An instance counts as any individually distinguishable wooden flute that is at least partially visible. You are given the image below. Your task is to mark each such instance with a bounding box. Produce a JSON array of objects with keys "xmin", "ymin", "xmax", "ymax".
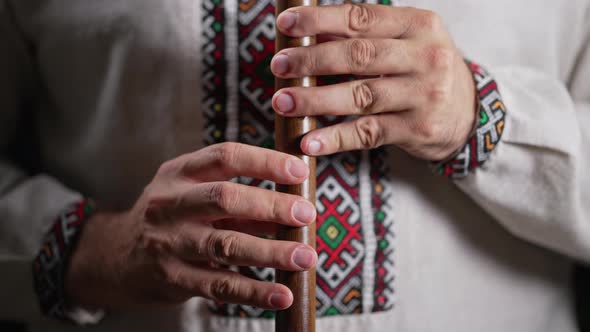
[{"xmin": 274, "ymin": 0, "xmax": 317, "ymax": 331}]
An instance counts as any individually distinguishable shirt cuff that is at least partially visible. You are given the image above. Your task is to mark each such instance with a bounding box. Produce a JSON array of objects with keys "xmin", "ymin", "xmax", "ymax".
[
  {"xmin": 433, "ymin": 60, "xmax": 507, "ymax": 179},
  {"xmin": 32, "ymin": 199, "xmax": 104, "ymax": 325}
]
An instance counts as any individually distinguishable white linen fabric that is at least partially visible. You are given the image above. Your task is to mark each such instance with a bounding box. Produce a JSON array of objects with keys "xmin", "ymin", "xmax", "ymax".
[{"xmin": 0, "ymin": 0, "xmax": 588, "ymax": 331}]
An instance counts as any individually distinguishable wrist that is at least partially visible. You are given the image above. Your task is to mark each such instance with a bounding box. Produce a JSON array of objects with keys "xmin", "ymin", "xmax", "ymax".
[
  {"xmin": 65, "ymin": 211, "xmax": 116, "ymax": 308},
  {"xmin": 64, "ymin": 209, "xmax": 132, "ymax": 310},
  {"xmin": 438, "ymin": 58, "xmax": 479, "ymax": 160},
  {"xmin": 433, "ymin": 60, "xmax": 507, "ymax": 178},
  {"xmin": 458, "ymin": 58, "xmax": 480, "ymax": 145}
]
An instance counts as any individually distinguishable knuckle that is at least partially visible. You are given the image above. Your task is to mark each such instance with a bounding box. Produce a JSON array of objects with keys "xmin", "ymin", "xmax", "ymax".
[
  {"xmin": 270, "ymin": 194, "xmax": 282, "ymax": 221},
  {"xmin": 333, "ymin": 128, "xmax": 346, "ymax": 152},
  {"xmin": 192, "ymin": 230, "xmax": 211, "ymax": 258},
  {"xmin": 354, "ymin": 116, "xmax": 384, "ymax": 149},
  {"xmin": 347, "ymin": 39, "xmax": 376, "ymax": 72},
  {"xmin": 427, "ymin": 84, "xmax": 451, "ymax": 106},
  {"xmin": 209, "ymin": 277, "xmax": 241, "ymax": 301},
  {"xmin": 352, "ymin": 82, "xmax": 375, "ymax": 114},
  {"xmin": 206, "ymin": 231, "xmax": 241, "ymax": 264},
  {"xmin": 168, "ymin": 230, "xmax": 188, "ymax": 254},
  {"xmin": 207, "ymin": 182, "xmax": 238, "ymax": 212},
  {"xmin": 213, "ymin": 143, "xmax": 241, "ymax": 170},
  {"xmin": 414, "ymin": 10, "xmax": 443, "ymax": 32},
  {"xmin": 302, "ymin": 49, "xmax": 318, "ymax": 75},
  {"xmin": 423, "ymin": 45, "xmax": 454, "ymax": 71},
  {"xmin": 206, "ymin": 183, "xmax": 225, "ymax": 205},
  {"xmin": 347, "ymin": 4, "xmax": 376, "ymax": 33},
  {"xmin": 412, "ymin": 119, "xmax": 441, "ymax": 142},
  {"xmin": 156, "ymin": 160, "xmax": 177, "ymax": 177}
]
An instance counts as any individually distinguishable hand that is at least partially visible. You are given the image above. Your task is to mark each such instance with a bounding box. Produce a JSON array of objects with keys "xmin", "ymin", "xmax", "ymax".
[
  {"xmin": 271, "ymin": 4, "xmax": 477, "ymax": 160},
  {"xmin": 65, "ymin": 143, "xmax": 318, "ymax": 310}
]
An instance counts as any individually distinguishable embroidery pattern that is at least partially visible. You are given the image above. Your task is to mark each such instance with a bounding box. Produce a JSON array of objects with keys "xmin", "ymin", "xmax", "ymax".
[
  {"xmin": 437, "ymin": 61, "xmax": 506, "ymax": 178},
  {"xmin": 370, "ymin": 150, "xmax": 395, "ymax": 311},
  {"xmin": 315, "ymin": 151, "xmax": 364, "ymax": 315},
  {"xmin": 202, "ymin": 0, "xmax": 228, "ymax": 144},
  {"xmin": 203, "ymin": 0, "xmax": 395, "ymax": 317},
  {"xmin": 33, "ymin": 200, "xmax": 94, "ymax": 319}
]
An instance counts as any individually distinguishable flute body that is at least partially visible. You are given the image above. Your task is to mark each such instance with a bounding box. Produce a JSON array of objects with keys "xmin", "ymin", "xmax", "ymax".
[{"xmin": 274, "ymin": 0, "xmax": 317, "ymax": 331}]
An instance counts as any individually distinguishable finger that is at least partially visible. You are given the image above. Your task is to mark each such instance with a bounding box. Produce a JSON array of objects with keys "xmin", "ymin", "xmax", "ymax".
[
  {"xmin": 301, "ymin": 113, "xmax": 411, "ymax": 155},
  {"xmin": 271, "ymin": 39, "xmax": 418, "ymax": 78},
  {"xmin": 180, "ymin": 142, "xmax": 309, "ymax": 184},
  {"xmin": 178, "ymin": 229, "xmax": 318, "ymax": 271},
  {"xmin": 272, "ymin": 77, "xmax": 419, "ymax": 117},
  {"xmin": 276, "ymin": 4, "xmax": 436, "ymax": 39},
  {"xmin": 147, "ymin": 182, "xmax": 317, "ymax": 226},
  {"xmin": 199, "ymin": 182, "xmax": 317, "ymax": 225},
  {"xmin": 171, "ymin": 262, "xmax": 294, "ymax": 309}
]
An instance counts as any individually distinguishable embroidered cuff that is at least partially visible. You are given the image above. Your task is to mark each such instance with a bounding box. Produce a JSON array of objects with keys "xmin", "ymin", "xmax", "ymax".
[
  {"xmin": 32, "ymin": 199, "xmax": 104, "ymax": 324},
  {"xmin": 434, "ymin": 60, "xmax": 506, "ymax": 179}
]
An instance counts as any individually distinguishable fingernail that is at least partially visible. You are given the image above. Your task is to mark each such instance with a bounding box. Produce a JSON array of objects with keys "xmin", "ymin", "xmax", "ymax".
[
  {"xmin": 292, "ymin": 200, "xmax": 316, "ymax": 224},
  {"xmin": 287, "ymin": 158, "xmax": 308, "ymax": 178},
  {"xmin": 275, "ymin": 92, "xmax": 295, "ymax": 113},
  {"xmin": 307, "ymin": 139, "xmax": 322, "ymax": 155},
  {"xmin": 277, "ymin": 12, "xmax": 298, "ymax": 30},
  {"xmin": 270, "ymin": 292, "xmax": 291, "ymax": 309},
  {"xmin": 271, "ymin": 54, "xmax": 289, "ymax": 75},
  {"xmin": 292, "ymin": 247, "xmax": 316, "ymax": 269}
]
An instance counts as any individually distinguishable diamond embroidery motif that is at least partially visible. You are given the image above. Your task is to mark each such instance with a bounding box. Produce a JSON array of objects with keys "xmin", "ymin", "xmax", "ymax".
[{"xmin": 319, "ymin": 216, "xmax": 347, "ymax": 250}]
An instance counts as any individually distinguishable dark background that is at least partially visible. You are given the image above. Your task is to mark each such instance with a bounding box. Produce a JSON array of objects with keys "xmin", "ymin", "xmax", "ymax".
[{"xmin": 576, "ymin": 265, "xmax": 590, "ymax": 331}]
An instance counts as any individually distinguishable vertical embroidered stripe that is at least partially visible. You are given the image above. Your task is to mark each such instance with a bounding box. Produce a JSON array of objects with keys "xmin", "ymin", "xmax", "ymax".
[
  {"xmin": 205, "ymin": 0, "xmax": 396, "ymax": 318},
  {"xmin": 202, "ymin": 0, "xmax": 228, "ymax": 144},
  {"xmin": 370, "ymin": 150, "xmax": 395, "ymax": 311}
]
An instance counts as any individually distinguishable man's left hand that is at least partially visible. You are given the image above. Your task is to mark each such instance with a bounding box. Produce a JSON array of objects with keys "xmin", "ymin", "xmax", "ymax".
[{"xmin": 271, "ymin": 4, "xmax": 476, "ymax": 161}]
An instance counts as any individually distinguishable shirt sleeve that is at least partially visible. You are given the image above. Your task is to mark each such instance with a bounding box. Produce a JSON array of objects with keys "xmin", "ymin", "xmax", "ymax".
[
  {"xmin": 0, "ymin": 1, "xmax": 82, "ymax": 320},
  {"xmin": 453, "ymin": 28, "xmax": 590, "ymax": 263}
]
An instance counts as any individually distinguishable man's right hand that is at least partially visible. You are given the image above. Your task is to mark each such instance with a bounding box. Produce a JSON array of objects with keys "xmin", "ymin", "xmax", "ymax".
[{"xmin": 64, "ymin": 143, "xmax": 317, "ymax": 310}]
